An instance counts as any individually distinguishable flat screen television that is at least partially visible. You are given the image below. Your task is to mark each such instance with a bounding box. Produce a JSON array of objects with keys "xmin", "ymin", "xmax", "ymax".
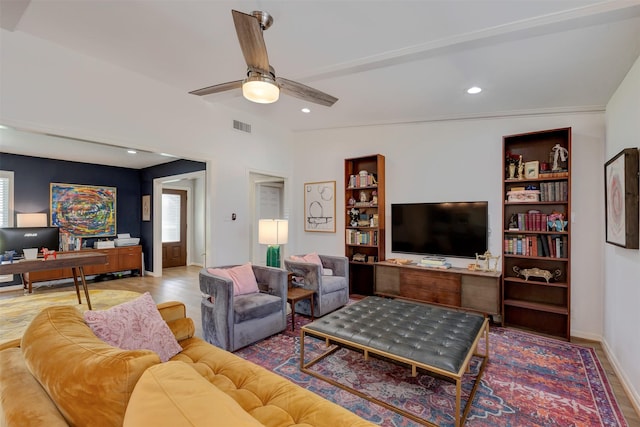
[
  {"xmin": 391, "ymin": 202, "xmax": 488, "ymax": 258},
  {"xmin": 0, "ymin": 227, "xmax": 60, "ymax": 258}
]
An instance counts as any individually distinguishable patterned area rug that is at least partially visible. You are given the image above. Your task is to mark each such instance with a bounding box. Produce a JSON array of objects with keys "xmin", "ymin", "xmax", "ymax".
[
  {"xmin": 0, "ymin": 289, "xmax": 141, "ymax": 345},
  {"xmin": 236, "ymin": 315, "xmax": 629, "ymax": 427}
]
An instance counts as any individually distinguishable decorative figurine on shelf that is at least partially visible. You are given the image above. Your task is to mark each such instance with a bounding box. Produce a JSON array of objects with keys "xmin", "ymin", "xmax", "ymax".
[
  {"xmin": 359, "ymin": 191, "xmax": 368, "ymax": 203},
  {"xmin": 513, "ymin": 266, "xmax": 562, "ymax": 283},
  {"xmin": 551, "ymin": 144, "xmax": 568, "ymax": 171},
  {"xmin": 475, "ymin": 250, "xmax": 500, "ymax": 272},
  {"xmin": 517, "ymin": 155, "xmax": 525, "ymax": 180},
  {"xmin": 547, "ymin": 211, "xmax": 568, "ymax": 232},
  {"xmin": 348, "ymin": 197, "xmax": 356, "ymax": 207},
  {"xmin": 42, "ymin": 248, "xmax": 57, "ymax": 260},
  {"xmin": 349, "ymin": 208, "xmax": 360, "ymax": 227},
  {"xmin": 506, "ymin": 153, "xmax": 519, "ymax": 179},
  {"xmin": 371, "ymin": 190, "xmax": 378, "ymax": 206},
  {"xmin": 508, "ymin": 213, "xmax": 519, "ymax": 230},
  {"xmin": 2, "ymin": 250, "xmax": 16, "ymax": 263}
]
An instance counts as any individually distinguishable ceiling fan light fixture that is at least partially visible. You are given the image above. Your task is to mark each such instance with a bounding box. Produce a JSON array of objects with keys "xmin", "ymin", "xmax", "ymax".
[{"xmin": 242, "ymin": 73, "xmax": 279, "ymax": 104}]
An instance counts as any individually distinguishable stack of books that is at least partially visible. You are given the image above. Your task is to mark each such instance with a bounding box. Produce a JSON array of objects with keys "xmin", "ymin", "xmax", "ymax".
[{"xmin": 418, "ymin": 256, "xmax": 451, "ymax": 269}]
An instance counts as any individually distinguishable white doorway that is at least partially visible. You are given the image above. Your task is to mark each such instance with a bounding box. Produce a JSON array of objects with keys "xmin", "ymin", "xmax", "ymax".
[
  {"xmin": 151, "ymin": 170, "xmax": 206, "ymax": 276},
  {"xmin": 250, "ymin": 173, "xmax": 286, "ymax": 266}
]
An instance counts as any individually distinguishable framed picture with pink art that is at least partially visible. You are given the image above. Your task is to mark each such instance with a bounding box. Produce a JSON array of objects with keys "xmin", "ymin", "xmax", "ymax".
[{"xmin": 604, "ymin": 148, "xmax": 639, "ymax": 249}]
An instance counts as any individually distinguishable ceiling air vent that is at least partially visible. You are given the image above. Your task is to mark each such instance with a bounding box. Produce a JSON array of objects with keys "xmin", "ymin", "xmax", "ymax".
[{"xmin": 233, "ymin": 120, "xmax": 251, "ymax": 133}]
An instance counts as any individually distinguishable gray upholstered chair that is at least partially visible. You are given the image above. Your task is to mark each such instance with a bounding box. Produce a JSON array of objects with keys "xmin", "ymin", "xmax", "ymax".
[
  {"xmin": 199, "ymin": 264, "xmax": 288, "ymax": 352},
  {"xmin": 284, "ymin": 254, "xmax": 349, "ymax": 317}
]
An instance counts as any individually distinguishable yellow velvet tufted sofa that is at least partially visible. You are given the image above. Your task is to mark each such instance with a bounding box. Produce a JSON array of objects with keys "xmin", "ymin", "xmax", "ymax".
[{"xmin": 0, "ymin": 301, "xmax": 376, "ymax": 427}]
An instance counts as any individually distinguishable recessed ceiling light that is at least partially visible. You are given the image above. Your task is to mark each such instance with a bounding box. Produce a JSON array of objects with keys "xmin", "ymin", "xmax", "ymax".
[
  {"xmin": 127, "ymin": 149, "xmax": 137, "ymax": 154},
  {"xmin": 301, "ymin": 108, "xmax": 311, "ymax": 113},
  {"xmin": 467, "ymin": 86, "xmax": 482, "ymax": 94}
]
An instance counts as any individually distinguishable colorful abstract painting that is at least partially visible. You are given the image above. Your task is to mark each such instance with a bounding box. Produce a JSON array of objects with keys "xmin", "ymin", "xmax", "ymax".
[{"xmin": 50, "ymin": 183, "xmax": 116, "ymax": 237}]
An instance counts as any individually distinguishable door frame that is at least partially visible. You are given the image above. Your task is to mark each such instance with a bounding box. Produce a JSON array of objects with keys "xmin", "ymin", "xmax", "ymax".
[
  {"xmin": 152, "ymin": 170, "xmax": 205, "ymax": 276},
  {"xmin": 249, "ymin": 172, "xmax": 288, "ymax": 266}
]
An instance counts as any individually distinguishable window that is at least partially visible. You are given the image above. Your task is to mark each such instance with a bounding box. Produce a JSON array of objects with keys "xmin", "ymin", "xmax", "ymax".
[
  {"xmin": 0, "ymin": 171, "xmax": 14, "ymax": 227},
  {"xmin": 162, "ymin": 193, "xmax": 181, "ymax": 243}
]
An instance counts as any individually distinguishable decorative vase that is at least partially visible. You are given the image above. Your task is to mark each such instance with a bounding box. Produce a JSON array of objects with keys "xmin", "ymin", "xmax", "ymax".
[{"xmin": 508, "ymin": 164, "xmax": 516, "ymax": 179}]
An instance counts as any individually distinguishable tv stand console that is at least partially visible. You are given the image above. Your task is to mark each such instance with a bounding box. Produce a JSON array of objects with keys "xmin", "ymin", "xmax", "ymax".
[{"xmin": 374, "ymin": 261, "xmax": 502, "ymax": 322}]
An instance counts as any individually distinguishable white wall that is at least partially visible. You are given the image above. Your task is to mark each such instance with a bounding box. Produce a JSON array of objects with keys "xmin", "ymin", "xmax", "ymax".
[
  {"xmin": 292, "ymin": 113, "xmax": 606, "ymax": 340},
  {"xmin": 604, "ymin": 55, "xmax": 640, "ymax": 410},
  {"xmin": 0, "ymin": 29, "xmax": 295, "ymax": 268}
]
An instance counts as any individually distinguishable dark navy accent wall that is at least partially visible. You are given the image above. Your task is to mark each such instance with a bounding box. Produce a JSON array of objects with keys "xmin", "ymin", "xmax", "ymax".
[
  {"xmin": 1, "ymin": 153, "xmax": 206, "ymax": 273},
  {"xmin": 139, "ymin": 159, "xmax": 206, "ymax": 271},
  {"xmin": 0, "ymin": 153, "xmax": 141, "ymax": 248}
]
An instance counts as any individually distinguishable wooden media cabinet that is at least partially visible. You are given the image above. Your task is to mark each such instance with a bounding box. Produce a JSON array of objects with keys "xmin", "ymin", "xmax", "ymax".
[
  {"xmin": 23, "ymin": 245, "xmax": 142, "ymax": 292},
  {"xmin": 374, "ymin": 261, "xmax": 502, "ymax": 322}
]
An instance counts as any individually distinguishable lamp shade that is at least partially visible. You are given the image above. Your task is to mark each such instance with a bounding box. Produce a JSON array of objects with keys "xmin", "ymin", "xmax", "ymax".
[
  {"xmin": 242, "ymin": 75, "xmax": 280, "ymax": 104},
  {"xmin": 258, "ymin": 219, "xmax": 288, "ymax": 245},
  {"xmin": 16, "ymin": 213, "xmax": 48, "ymax": 227}
]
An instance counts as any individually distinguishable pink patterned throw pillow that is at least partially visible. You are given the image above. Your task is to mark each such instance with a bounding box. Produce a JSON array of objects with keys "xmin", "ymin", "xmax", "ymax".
[
  {"xmin": 84, "ymin": 292, "xmax": 182, "ymax": 362},
  {"xmin": 207, "ymin": 263, "xmax": 259, "ymax": 296},
  {"xmin": 291, "ymin": 252, "xmax": 324, "ymax": 275}
]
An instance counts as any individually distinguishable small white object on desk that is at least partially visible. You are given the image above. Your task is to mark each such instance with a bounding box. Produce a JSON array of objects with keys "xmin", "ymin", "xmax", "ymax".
[
  {"xmin": 23, "ymin": 248, "xmax": 39, "ymax": 260},
  {"xmin": 114, "ymin": 233, "xmax": 140, "ymax": 247},
  {"xmin": 94, "ymin": 241, "xmax": 115, "ymax": 249}
]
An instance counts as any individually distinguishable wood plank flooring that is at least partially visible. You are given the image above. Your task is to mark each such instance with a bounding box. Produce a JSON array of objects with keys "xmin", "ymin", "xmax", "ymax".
[{"xmin": 1, "ymin": 265, "xmax": 638, "ymax": 425}]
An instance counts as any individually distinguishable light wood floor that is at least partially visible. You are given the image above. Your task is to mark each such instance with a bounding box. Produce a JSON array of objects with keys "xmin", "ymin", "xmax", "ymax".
[{"xmin": 1, "ymin": 265, "xmax": 638, "ymax": 425}]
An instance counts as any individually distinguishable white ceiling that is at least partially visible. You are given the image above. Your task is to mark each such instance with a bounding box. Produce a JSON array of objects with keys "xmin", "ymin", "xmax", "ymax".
[{"xmin": 1, "ymin": 0, "xmax": 640, "ymax": 167}]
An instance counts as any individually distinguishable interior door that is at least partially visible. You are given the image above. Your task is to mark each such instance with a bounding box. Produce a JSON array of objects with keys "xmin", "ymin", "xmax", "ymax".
[
  {"xmin": 253, "ymin": 181, "xmax": 284, "ymax": 265},
  {"xmin": 162, "ymin": 189, "xmax": 187, "ymax": 268}
]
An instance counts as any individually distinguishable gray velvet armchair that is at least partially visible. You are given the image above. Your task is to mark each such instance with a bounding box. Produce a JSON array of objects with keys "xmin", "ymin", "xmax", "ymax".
[
  {"xmin": 284, "ymin": 254, "xmax": 349, "ymax": 317},
  {"xmin": 199, "ymin": 265, "xmax": 288, "ymax": 352}
]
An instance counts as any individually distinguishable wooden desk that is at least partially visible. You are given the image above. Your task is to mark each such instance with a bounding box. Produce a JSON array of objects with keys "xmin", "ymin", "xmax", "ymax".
[
  {"xmin": 287, "ymin": 287, "xmax": 315, "ymax": 331},
  {"xmin": 0, "ymin": 253, "xmax": 108, "ymax": 310}
]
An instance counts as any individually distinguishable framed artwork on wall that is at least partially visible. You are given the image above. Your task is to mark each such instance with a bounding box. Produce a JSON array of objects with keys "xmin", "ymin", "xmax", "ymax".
[
  {"xmin": 142, "ymin": 195, "xmax": 151, "ymax": 221},
  {"xmin": 304, "ymin": 181, "xmax": 336, "ymax": 232},
  {"xmin": 604, "ymin": 148, "xmax": 639, "ymax": 249},
  {"xmin": 50, "ymin": 183, "xmax": 117, "ymax": 237}
]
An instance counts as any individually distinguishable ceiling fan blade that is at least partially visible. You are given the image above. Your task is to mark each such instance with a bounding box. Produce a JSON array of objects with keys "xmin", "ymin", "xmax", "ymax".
[
  {"xmin": 277, "ymin": 77, "xmax": 338, "ymax": 107},
  {"xmin": 189, "ymin": 80, "xmax": 242, "ymax": 96},
  {"xmin": 232, "ymin": 10, "xmax": 270, "ymax": 73}
]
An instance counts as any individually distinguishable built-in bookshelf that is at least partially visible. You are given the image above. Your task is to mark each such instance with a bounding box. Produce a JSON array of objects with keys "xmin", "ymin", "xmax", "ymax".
[
  {"xmin": 502, "ymin": 128, "xmax": 572, "ymax": 340},
  {"xmin": 344, "ymin": 154, "xmax": 385, "ymax": 295}
]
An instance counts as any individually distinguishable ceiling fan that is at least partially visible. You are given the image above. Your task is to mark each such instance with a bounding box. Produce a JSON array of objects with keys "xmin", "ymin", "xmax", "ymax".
[{"xmin": 189, "ymin": 10, "xmax": 338, "ymax": 107}]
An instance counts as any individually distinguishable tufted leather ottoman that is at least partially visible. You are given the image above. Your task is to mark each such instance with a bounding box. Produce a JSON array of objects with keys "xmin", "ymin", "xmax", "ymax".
[{"xmin": 300, "ymin": 296, "xmax": 489, "ymax": 427}]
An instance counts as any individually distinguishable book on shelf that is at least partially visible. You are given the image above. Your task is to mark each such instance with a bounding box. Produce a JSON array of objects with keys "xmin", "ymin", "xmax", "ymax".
[
  {"xmin": 348, "ymin": 173, "xmax": 376, "ymax": 188},
  {"xmin": 546, "ymin": 235, "xmax": 555, "ymax": 257},
  {"xmin": 345, "ymin": 229, "xmax": 378, "ymax": 246},
  {"xmin": 540, "ymin": 181, "xmax": 568, "ymax": 202},
  {"xmin": 539, "ymin": 235, "xmax": 550, "ymax": 257},
  {"xmin": 508, "ymin": 211, "xmax": 555, "ymax": 232},
  {"xmin": 504, "ymin": 234, "xmax": 546, "ymax": 256},
  {"xmin": 417, "ymin": 262, "xmax": 452, "ymax": 269}
]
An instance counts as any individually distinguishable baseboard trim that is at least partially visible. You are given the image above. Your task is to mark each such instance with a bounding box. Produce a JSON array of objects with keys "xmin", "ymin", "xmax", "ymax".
[{"xmin": 601, "ymin": 338, "xmax": 640, "ymax": 418}]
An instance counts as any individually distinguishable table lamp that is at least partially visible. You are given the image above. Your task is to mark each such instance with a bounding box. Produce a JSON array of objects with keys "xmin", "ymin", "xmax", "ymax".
[{"xmin": 258, "ymin": 219, "xmax": 288, "ymax": 268}]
